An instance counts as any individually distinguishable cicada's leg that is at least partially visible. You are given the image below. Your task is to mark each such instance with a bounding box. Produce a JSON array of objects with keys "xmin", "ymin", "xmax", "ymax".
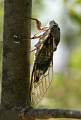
[
  {"xmin": 30, "ymin": 29, "xmax": 49, "ymax": 54},
  {"xmin": 30, "ymin": 18, "xmax": 49, "ymax": 58},
  {"xmin": 30, "ymin": 34, "xmax": 43, "ymax": 39},
  {"xmin": 30, "ymin": 18, "xmax": 49, "ymax": 31},
  {"xmin": 30, "ymin": 48, "xmax": 37, "ymax": 52},
  {"xmin": 29, "ymin": 17, "xmax": 49, "ymax": 41},
  {"xmin": 30, "ymin": 18, "xmax": 42, "ymax": 30},
  {"xmin": 31, "ymin": 28, "xmax": 49, "ymax": 40},
  {"xmin": 32, "ymin": 18, "xmax": 49, "ymax": 31}
]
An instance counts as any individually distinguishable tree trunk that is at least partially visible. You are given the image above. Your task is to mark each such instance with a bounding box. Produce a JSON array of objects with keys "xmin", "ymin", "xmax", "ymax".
[{"xmin": 0, "ymin": 0, "xmax": 32, "ymax": 119}]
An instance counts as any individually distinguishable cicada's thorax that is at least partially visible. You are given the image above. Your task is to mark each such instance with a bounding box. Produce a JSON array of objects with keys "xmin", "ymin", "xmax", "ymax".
[{"xmin": 49, "ymin": 21, "xmax": 60, "ymax": 52}]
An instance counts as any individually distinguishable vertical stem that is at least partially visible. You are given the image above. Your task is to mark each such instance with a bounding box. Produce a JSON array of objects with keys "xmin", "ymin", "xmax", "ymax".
[{"xmin": 1, "ymin": 0, "xmax": 32, "ymax": 110}]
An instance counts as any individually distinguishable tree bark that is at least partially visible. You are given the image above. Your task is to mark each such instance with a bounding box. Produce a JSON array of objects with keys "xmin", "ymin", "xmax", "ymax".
[
  {"xmin": 19, "ymin": 108, "xmax": 81, "ymax": 120},
  {"xmin": 0, "ymin": 0, "xmax": 32, "ymax": 119}
]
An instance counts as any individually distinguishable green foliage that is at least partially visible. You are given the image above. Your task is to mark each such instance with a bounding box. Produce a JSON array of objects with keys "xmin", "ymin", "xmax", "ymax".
[
  {"xmin": 38, "ymin": 73, "xmax": 81, "ymax": 109},
  {"xmin": 0, "ymin": 6, "xmax": 3, "ymax": 41},
  {"xmin": 69, "ymin": 45, "xmax": 81, "ymax": 70},
  {"xmin": 69, "ymin": 8, "xmax": 81, "ymax": 25},
  {"xmin": 32, "ymin": 0, "xmax": 44, "ymax": 17},
  {"xmin": 75, "ymin": 0, "xmax": 81, "ymax": 4},
  {"xmin": 64, "ymin": 0, "xmax": 81, "ymax": 25}
]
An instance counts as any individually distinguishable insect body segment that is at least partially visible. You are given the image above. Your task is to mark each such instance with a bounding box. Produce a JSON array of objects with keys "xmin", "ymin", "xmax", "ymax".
[{"xmin": 30, "ymin": 18, "xmax": 60, "ymax": 105}]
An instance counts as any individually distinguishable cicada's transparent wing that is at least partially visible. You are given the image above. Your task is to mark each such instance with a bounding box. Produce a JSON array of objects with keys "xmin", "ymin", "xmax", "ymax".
[
  {"xmin": 30, "ymin": 18, "xmax": 60, "ymax": 106},
  {"xmin": 30, "ymin": 58, "xmax": 53, "ymax": 105},
  {"xmin": 30, "ymin": 25, "xmax": 54, "ymax": 105}
]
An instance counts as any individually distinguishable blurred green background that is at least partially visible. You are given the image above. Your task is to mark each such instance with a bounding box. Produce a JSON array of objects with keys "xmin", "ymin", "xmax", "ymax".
[{"xmin": 0, "ymin": 0, "xmax": 81, "ymax": 111}]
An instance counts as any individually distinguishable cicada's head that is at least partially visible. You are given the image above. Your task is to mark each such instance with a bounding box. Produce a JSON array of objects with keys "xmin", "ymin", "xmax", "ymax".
[
  {"xmin": 49, "ymin": 20, "xmax": 58, "ymax": 29},
  {"xmin": 49, "ymin": 20, "xmax": 60, "ymax": 51}
]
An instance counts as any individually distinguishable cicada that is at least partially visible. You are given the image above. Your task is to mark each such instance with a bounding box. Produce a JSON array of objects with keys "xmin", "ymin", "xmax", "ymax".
[{"xmin": 30, "ymin": 18, "xmax": 60, "ymax": 105}]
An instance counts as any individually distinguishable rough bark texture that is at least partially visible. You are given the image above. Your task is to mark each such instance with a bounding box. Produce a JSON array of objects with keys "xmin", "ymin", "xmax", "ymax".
[
  {"xmin": 19, "ymin": 108, "xmax": 81, "ymax": 119},
  {"xmin": 0, "ymin": 0, "xmax": 32, "ymax": 119}
]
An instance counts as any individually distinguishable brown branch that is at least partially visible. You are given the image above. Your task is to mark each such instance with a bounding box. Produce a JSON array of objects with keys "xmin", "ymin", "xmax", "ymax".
[{"xmin": 19, "ymin": 108, "xmax": 81, "ymax": 120}]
